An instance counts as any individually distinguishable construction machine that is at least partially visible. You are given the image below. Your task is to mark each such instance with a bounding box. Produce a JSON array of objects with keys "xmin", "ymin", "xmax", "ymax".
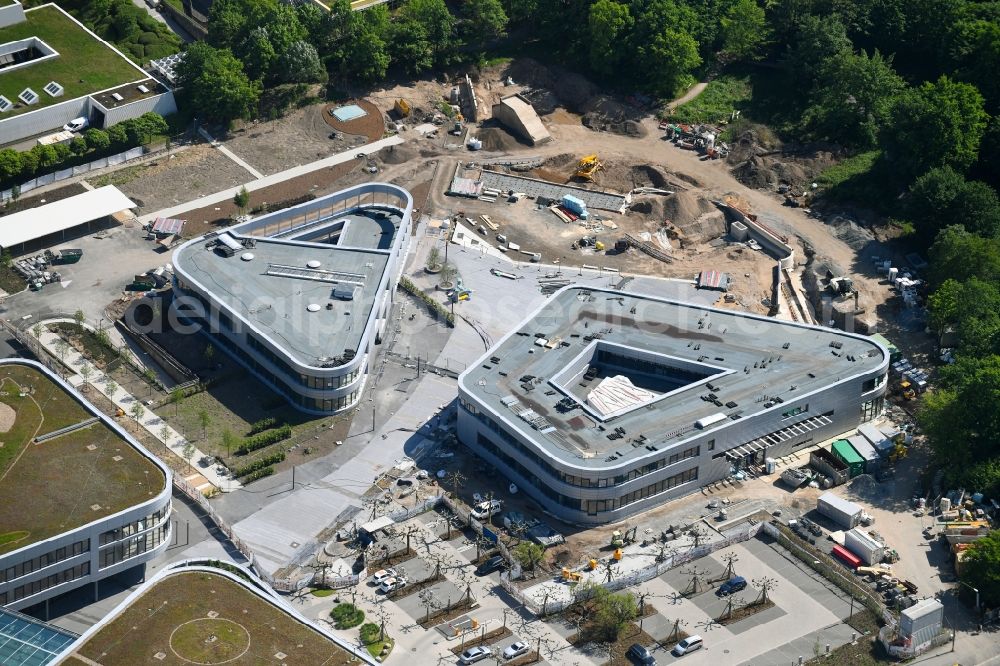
[
  {"xmin": 893, "ymin": 378, "xmax": 916, "ymax": 401},
  {"xmin": 574, "ymin": 154, "xmax": 603, "ymax": 181}
]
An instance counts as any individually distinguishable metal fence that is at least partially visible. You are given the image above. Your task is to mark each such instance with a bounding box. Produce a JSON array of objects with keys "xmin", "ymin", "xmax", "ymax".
[
  {"xmin": 1, "ymin": 146, "xmax": 146, "ymax": 201},
  {"xmin": 500, "ymin": 519, "xmax": 766, "ymax": 618}
]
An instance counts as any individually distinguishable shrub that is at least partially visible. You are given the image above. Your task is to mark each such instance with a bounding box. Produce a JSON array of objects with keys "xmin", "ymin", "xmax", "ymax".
[
  {"xmin": 232, "ymin": 451, "xmax": 285, "ymax": 478},
  {"xmin": 331, "ymin": 604, "xmax": 366, "ymax": 629},
  {"xmin": 242, "ymin": 467, "xmax": 275, "ymax": 483},
  {"xmin": 248, "ymin": 417, "xmax": 279, "ymax": 435},
  {"xmin": 398, "ymin": 277, "xmax": 455, "ymax": 327},
  {"xmin": 235, "ymin": 424, "xmax": 292, "ymax": 455},
  {"xmin": 359, "ymin": 622, "xmax": 380, "ymax": 642}
]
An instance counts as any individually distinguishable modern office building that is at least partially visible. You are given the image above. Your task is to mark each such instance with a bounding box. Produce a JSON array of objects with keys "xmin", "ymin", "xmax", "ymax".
[
  {"xmin": 172, "ymin": 183, "xmax": 413, "ymax": 414},
  {"xmin": 0, "ymin": 360, "xmax": 171, "ymax": 613},
  {"xmin": 457, "ymin": 287, "xmax": 889, "ymax": 525},
  {"xmin": 0, "ymin": 2, "xmax": 176, "ymax": 146}
]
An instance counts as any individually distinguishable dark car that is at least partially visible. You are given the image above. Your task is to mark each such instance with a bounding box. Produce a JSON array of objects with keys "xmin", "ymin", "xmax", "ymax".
[
  {"xmin": 717, "ymin": 576, "xmax": 748, "ymax": 596},
  {"xmin": 475, "ymin": 555, "xmax": 505, "ymax": 576},
  {"xmin": 626, "ymin": 643, "xmax": 656, "ymax": 665}
]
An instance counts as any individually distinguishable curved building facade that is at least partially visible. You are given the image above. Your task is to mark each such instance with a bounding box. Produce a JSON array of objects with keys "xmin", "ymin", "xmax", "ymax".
[{"xmin": 172, "ymin": 183, "xmax": 413, "ymax": 414}]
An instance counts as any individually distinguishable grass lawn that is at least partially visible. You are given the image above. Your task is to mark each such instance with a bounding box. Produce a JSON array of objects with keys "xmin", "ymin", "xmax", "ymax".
[
  {"xmin": 669, "ymin": 73, "xmax": 752, "ymax": 124},
  {"xmin": 0, "ymin": 5, "xmax": 144, "ymax": 117},
  {"xmin": 0, "ymin": 363, "xmax": 165, "ymax": 554},
  {"xmin": 72, "ymin": 571, "xmax": 355, "ymax": 665},
  {"xmin": 0, "ymin": 265, "xmax": 25, "ymax": 296},
  {"xmin": 310, "ymin": 587, "xmax": 335, "ymax": 597}
]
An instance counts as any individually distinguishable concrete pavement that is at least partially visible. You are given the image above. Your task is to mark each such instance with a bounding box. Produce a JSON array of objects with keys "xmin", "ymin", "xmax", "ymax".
[{"xmin": 198, "ymin": 127, "xmax": 265, "ymax": 179}]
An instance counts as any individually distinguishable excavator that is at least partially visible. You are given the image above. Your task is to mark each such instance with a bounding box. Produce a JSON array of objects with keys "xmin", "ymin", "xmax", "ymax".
[{"xmin": 574, "ymin": 154, "xmax": 603, "ymax": 181}]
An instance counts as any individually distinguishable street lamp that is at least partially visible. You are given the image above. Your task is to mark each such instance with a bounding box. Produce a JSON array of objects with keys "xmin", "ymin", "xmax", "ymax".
[{"xmin": 959, "ymin": 580, "xmax": 980, "ymax": 612}]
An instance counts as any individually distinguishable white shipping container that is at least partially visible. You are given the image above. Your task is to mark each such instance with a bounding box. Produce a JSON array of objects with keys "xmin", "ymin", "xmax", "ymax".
[{"xmin": 844, "ymin": 528, "xmax": 884, "ymax": 565}]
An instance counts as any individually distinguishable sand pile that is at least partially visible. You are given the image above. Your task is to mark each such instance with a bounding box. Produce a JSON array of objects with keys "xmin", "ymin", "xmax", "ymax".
[
  {"xmin": 378, "ymin": 143, "xmax": 420, "ymax": 164},
  {"xmin": 477, "ymin": 126, "xmax": 523, "ymax": 151},
  {"xmin": 824, "ymin": 215, "xmax": 875, "ymax": 251}
]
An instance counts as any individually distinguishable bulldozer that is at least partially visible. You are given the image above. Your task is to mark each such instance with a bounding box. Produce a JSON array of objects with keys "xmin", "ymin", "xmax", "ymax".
[
  {"xmin": 574, "ymin": 154, "xmax": 603, "ymax": 181},
  {"xmin": 894, "ymin": 378, "xmax": 916, "ymax": 401}
]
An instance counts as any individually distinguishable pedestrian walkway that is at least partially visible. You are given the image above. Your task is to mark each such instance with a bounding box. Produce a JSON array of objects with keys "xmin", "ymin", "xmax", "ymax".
[
  {"xmin": 198, "ymin": 127, "xmax": 265, "ymax": 179},
  {"xmin": 35, "ymin": 322, "xmax": 240, "ymax": 492},
  {"xmin": 139, "ymin": 134, "xmax": 405, "ymax": 224}
]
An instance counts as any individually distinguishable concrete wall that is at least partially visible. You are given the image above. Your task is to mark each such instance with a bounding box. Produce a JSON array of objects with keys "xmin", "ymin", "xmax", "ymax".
[
  {"xmin": 0, "ymin": 1, "xmax": 26, "ymax": 28},
  {"xmin": 97, "ymin": 90, "xmax": 177, "ymax": 127},
  {"xmin": 0, "ymin": 96, "xmax": 89, "ymax": 145}
]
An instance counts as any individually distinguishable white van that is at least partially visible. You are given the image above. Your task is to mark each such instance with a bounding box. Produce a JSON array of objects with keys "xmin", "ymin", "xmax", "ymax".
[{"xmin": 672, "ymin": 635, "xmax": 703, "ymax": 656}]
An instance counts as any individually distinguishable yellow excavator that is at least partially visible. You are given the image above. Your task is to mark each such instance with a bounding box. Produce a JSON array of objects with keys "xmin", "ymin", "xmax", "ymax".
[{"xmin": 575, "ymin": 154, "xmax": 603, "ymax": 181}]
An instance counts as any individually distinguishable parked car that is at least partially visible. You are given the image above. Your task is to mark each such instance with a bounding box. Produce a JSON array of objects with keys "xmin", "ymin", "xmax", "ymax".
[
  {"xmin": 459, "ymin": 646, "xmax": 493, "ymax": 664},
  {"xmin": 377, "ymin": 576, "xmax": 407, "ymax": 594},
  {"xmin": 716, "ymin": 576, "xmax": 747, "ymax": 596},
  {"xmin": 502, "ymin": 641, "xmax": 529, "ymax": 659},
  {"xmin": 471, "ymin": 499, "xmax": 503, "ymax": 520},
  {"xmin": 370, "ymin": 568, "xmax": 398, "ymax": 586},
  {"xmin": 671, "ymin": 635, "xmax": 704, "ymax": 657},
  {"xmin": 63, "ymin": 117, "xmax": 88, "ymax": 133},
  {"xmin": 475, "ymin": 555, "xmax": 505, "ymax": 576},
  {"xmin": 626, "ymin": 643, "xmax": 656, "ymax": 665}
]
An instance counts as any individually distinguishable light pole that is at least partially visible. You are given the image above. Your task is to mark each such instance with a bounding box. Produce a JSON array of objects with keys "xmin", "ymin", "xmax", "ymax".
[{"xmin": 958, "ymin": 580, "xmax": 980, "ymax": 612}]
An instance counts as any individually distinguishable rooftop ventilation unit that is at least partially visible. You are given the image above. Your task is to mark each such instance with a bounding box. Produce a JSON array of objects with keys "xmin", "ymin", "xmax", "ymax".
[
  {"xmin": 0, "ymin": 96, "xmax": 10, "ymax": 113},
  {"xmin": 18, "ymin": 88, "xmax": 38, "ymax": 105},
  {"xmin": 43, "ymin": 81, "xmax": 63, "ymax": 97},
  {"xmin": 137, "ymin": 84, "xmax": 150, "ymax": 94},
  {"xmin": 111, "ymin": 92, "xmax": 124, "ymax": 102}
]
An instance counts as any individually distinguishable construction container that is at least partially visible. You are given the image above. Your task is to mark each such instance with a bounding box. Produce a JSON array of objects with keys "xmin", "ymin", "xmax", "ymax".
[
  {"xmin": 846, "ymin": 435, "xmax": 881, "ymax": 473},
  {"xmin": 810, "ymin": 447, "xmax": 849, "ymax": 486},
  {"xmin": 765, "ymin": 457, "xmax": 776, "ymax": 474},
  {"xmin": 844, "ymin": 528, "xmax": 885, "ymax": 565},
  {"xmin": 831, "ymin": 439, "xmax": 864, "ymax": 477},
  {"xmin": 561, "ymin": 194, "xmax": 587, "ymax": 215},
  {"xmin": 900, "ymin": 598, "xmax": 944, "ymax": 646},
  {"xmin": 940, "ymin": 497, "xmax": 951, "ymax": 513},
  {"xmin": 817, "ymin": 492, "xmax": 863, "ymax": 530}
]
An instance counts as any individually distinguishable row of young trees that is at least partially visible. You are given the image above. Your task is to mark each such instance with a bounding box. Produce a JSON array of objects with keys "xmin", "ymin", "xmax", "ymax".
[{"xmin": 0, "ymin": 113, "xmax": 168, "ymax": 187}]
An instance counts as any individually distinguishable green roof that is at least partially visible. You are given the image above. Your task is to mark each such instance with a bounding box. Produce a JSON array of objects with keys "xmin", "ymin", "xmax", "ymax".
[
  {"xmin": 831, "ymin": 439, "xmax": 864, "ymax": 465},
  {"xmin": 0, "ymin": 362, "xmax": 166, "ymax": 555},
  {"xmin": 0, "ymin": 4, "xmax": 145, "ymax": 118}
]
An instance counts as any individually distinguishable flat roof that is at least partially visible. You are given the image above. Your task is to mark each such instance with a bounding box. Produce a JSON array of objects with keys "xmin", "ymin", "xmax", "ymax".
[
  {"xmin": 459, "ymin": 286, "xmax": 887, "ymax": 470},
  {"xmin": 0, "ymin": 361, "xmax": 167, "ymax": 555},
  {"xmin": 62, "ymin": 569, "xmax": 359, "ymax": 665},
  {"xmin": 0, "ymin": 186, "xmax": 135, "ymax": 249},
  {"xmin": 0, "ymin": 4, "xmax": 147, "ymax": 118},
  {"xmin": 173, "ymin": 219, "xmax": 392, "ymax": 367},
  {"xmin": 0, "ymin": 608, "xmax": 76, "ymax": 666}
]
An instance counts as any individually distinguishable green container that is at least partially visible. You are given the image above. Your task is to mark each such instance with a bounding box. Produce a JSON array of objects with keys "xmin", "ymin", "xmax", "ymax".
[{"xmin": 831, "ymin": 440, "xmax": 864, "ymax": 477}]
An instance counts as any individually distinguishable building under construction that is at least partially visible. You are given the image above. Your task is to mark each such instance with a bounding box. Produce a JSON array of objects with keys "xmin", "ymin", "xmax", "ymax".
[{"xmin": 457, "ymin": 286, "xmax": 889, "ymax": 524}]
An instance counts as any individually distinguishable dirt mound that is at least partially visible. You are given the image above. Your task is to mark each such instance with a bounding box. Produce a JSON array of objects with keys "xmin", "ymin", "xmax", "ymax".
[
  {"xmin": 823, "ymin": 215, "xmax": 875, "ymax": 251},
  {"xmin": 664, "ymin": 190, "xmax": 716, "ymax": 226},
  {"xmin": 476, "ymin": 126, "xmax": 523, "ymax": 151},
  {"xmin": 582, "ymin": 97, "xmax": 648, "ymax": 137},
  {"xmin": 732, "ymin": 156, "xmax": 778, "ymax": 190},
  {"xmin": 504, "ymin": 59, "xmax": 597, "ymax": 114},
  {"xmin": 598, "ymin": 162, "xmax": 676, "ymax": 192},
  {"xmin": 378, "ymin": 143, "xmax": 420, "ymax": 164}
]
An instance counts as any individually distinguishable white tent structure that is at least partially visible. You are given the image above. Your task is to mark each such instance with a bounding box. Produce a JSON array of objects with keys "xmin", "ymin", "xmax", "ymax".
[{"xmin": 0, "ymin": 186, "xmax": 136, "ymax": 251}]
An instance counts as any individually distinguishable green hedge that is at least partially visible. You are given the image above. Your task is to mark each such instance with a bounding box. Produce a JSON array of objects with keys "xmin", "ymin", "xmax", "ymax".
[
  {"xmin": 235, "ymin": 425, "xmax": 292, "ymax": 455},
  {"xmin": 398, "ymin": 277, "xmax": 455, "ymax": 327},
  {"xmin": 359, "ymin": 622, "xmax": 380, "ymax": 642},
  {"xmin": 232, "ymin": 451, "xmax": 286, "ymax": 478},
  {"xmin": 248, "ymin": 417, "xmax": 279, "ymax": 435},
  {"xmin": 242, "ymin": 467, "xmax": 275, "ymax": 483}
]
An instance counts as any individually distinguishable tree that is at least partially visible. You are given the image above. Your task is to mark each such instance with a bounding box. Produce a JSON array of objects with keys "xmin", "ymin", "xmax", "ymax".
[
  {"xmin": 426, "ymin": 247, "xmax": 442, "ymax": 270},
  {"xmin": 388, "ymin": 16, "xmax": 433, "ymax": 75},
  {"xmin": 347, "ymin": 20, "xmax": 390, "ymax": 82},
  {"xmin": 31, "ymin": 324, "xmax": 42, "ymax": 340},
  {"xmin": 783, "ymin": 14, "xmax": 853, "ymax": 87},
  {"xmin": 69, "ymin": 136, "xmax": 88, "ymax": 156},
  {"xmin": 920, "ymin": 355, "xmax": 1000, "ymax": 468},
  {"xmin": 803, "ymin": 49, "xmax": 905, "ymax": 148},
  {"xmin": 143, "ymin": 367, "xmax": 158, "ymax": 395},
  {"xmin": 881, "ymin": 76, "xmax": 988, "ymax": 182},
  {"xmin": 399, "ymin": 0, "xmax": 455, "ymax": 67},
  {"xmin": 105, "ymin": 379, "xmax": 118, "ymax": 400},
  {"xmin": 636, "ymin": 27, "xmax": 701, "ymax": 96},
  {"xmin": 73, "ymin": 309, "xmax": 86, "ymax": 332},
  {"xmin": 130, "ymin": 400, "xmax": 144, "ymax": 426},
  {"xmin": 177, "ymin": 42, "xmax": 261, "ymax": 123},
  {"xmin": 183, "ymin": 441, "xmax": 196, "ymax": 472},
  {"xmin": 160, "ymin": 424, "xmax": 172, "ymax": 451},
  {"xmin": 587, "ymin": 0, "xmax": 633, "ymax": 76},
  {"xmin": 33, "ymin": 145, "xmax": 58, "ymax": 169},
  {"xmin": 80, "ymin": 363, "xmax": 93, "ymax": 387},
  {"xmin": 512, "ymin": 541, "xmax": 545, "ymax": 573},
  {"xmin": 277, "ymin": 40, "xmax": 326, "ymax": 84},
  {"xmin": 906, "ymin": 167, "xmax": 1000, "ymax": 243},
  {"xmin": 170, "ymin": 387, "xmax": 184, "ymax": 415},
  {"xmin": 461, "ymin": 0, "xmax": 508, "ymax": 42},
  {"xmin": 0, "ymin": 149, "xmax": 20, "ymax": 182},
  {"xmin": 962, "ymin": 530, "xmax": 1000, "ymax": 607},
  {"xmin": 719, "ymin": 0, "xmax": 768, "ymax": 61},
  {"xmin": 928, "ymin": 226, "xmax": 1000, "ymax": 287},
  {"xmin": 233, "ymin": 186, "xmax": 250, "ymax": 214},
  {"xmin": 590, "ymin": 587, "xmax": 638, "ymax": 642},
  {"xmin": 107, "ymin": 124, "xmax": 128, "ymax": 148},
  {"xmin": 222, "ymin": 428, "xmax": 237, "ymax": 457},
  {"xmin": 84, "ymin": 128, "xmax": 111, "ymax": 153},
  {"xmin": 198, "ymin": 410, "xmax": 211, "ymax": 438},
  {"xmin": 55, "ymin": 339, "xmax": 69, "ymax": 361},
  {"xmin": 204, "ymin": 344, "xmax": 215, "ymax": 367},
  {"xmin": 0, "ymin": 249, "xmax": 12, "ymax": 269}
]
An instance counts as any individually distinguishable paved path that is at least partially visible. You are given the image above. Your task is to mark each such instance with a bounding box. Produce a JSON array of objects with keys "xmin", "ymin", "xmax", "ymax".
[
  {"xmin": 198, "ymin": 127, "xmax": 265, "ymax": 179},
  {"xmin": 35, "ymin": 322, "xmax": 240, "ymax": 493},
  {"xmin": 138, "ymin": 135, "xmax": 405, "ymax": 224}
]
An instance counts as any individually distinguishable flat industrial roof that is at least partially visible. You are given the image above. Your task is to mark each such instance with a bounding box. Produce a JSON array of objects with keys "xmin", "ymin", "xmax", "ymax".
[
  {"xmin": 0, "ymin": 608, "xmax": 76, "ymax": 666},
  {"xmin": 0, "ymin": 186, "xmax": 135, "ymax": 249},
  {"xmin": 0, "ymin": 4, "xmax": 147, "ymax": 118},
  {"xmin": 0, "ymin": 361, "xmax": 167, "ymax": 555},
  {"xmin": 174, "ymin": 227, "xmax": 391, "ymax": 368},
  {"xmin": 459, "ymin": 286, "xmax": 887, "ymax": 470}
]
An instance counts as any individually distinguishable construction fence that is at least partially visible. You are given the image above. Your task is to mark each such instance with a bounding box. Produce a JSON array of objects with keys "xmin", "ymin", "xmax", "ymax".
[
  {"xmin": 501, "ymin": 518, "xmax": 765, "ymax": 618},
  {"xmin": 0, "ymin": 146, "xmax": 147, "ymax": 202}
]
